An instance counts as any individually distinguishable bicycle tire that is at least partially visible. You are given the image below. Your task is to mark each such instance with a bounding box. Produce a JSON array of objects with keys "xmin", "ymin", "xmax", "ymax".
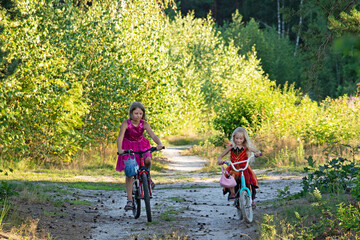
[
  {"xmin": 132, "ymin": 180, "xmax": 141, "ymax": 219},
  {"xmin": 141, "ymin": 173, "xmax": 152, "ymax": 222},
  {"xmin": 240, "ymin": 190, "xmax": 253, "ymax": 223},
  {"xmin": 235, "ymin": 198, "xmax": 243, "ymax": 220}
]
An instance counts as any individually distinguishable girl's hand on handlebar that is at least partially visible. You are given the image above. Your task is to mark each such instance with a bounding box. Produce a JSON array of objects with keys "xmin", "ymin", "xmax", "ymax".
[
  {"xmin": 156, "ymin": 145, "xmax": 164, "ymax": 150},
  {"xmin": 254, "ymin": 151, "xmax": 262, "ymax": 157},
  {"xmin": 117, "ymin": 149, "xmax": 124, "ymax": 155}
]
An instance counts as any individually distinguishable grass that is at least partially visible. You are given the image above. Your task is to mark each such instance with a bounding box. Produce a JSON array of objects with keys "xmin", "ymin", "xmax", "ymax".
[
  {"xmin": 64, "ymin": 199, "xmax": 92, "ymax": 205},
  {"xmin": 66, "ymin": 182, "xmax": 125, "ymax": 191},
  {"xmin": 158, "ymin": 185, "xmax": 216, "ymax": 190},
  {"xmin": 160, "ymin": 207, "xmax": 183, "ymax": 221},
  {"xmin": 259, "ymin": 193, "xmax": 360, "ymax": 239},
  {"xmin": 43, "ymin": 210, "xmax": 67, "ymax": 217},
  {"xmin": 168, "ymin": 197, "xmax": 185, "ymax": 202}
]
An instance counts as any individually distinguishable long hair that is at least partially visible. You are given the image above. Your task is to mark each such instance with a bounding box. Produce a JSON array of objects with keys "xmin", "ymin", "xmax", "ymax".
[
  {"xmin": 230, "ymin": 127, "xmax": 255, "ymax": 156},
  {"xmin": 128, "ymin": 102, "xmax": 147, "ymax": 121}
]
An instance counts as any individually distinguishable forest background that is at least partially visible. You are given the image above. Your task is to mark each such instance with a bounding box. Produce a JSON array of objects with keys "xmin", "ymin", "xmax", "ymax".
[
  {"xmin": 1, "ymin": 0, "xmax": 359, "ymax": 168},
  {"xmin": 0, "ymin": 0, "xmax": 360, "ymax": 239}
]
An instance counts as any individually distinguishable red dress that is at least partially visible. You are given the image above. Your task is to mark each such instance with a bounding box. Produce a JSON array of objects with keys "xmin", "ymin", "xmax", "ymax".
[
  {"xmin": 116, "ymin": 119, "xmax": 152, "ymax": 172},
  {"xmin": 226, "ymin": 146, "xmax": 259, "ymax": 188}
]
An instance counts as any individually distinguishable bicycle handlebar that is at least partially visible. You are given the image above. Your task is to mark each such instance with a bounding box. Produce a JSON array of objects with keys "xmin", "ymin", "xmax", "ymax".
[
  {"xmin": 223, "ymin": 153, "xmax": 255, "ymax": 172},
  {"xmin": 117, "ymin": 146, "xmax": 165, "ymax": 155}
]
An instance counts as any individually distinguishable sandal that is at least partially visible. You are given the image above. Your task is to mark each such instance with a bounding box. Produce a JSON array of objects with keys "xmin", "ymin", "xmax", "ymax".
[
  {"xmin": 124, "ymin": 200, "xmax": 134, "ymax": 211},
  {"xmin": 228, "ymin": 193, "xmax": 236, "ymax": 201},
  {"xmin": 252, "ymin": 201, "xmax": 256, "ymax": 209}
]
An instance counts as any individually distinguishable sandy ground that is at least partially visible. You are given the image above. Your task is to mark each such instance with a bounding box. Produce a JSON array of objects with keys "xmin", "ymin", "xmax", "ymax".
[{"xmin": 86, "ymin": 146, "xmax": 304, "ymax": 240}]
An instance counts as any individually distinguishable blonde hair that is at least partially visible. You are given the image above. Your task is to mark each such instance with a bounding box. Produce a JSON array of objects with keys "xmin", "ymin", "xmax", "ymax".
[
  {"xmin": 231, "ymin": 127, "xmax": 255, "ymax": 156},
  {"xmin": 129, "ymin": 102, "xmax": 147, "ymax": 121}
]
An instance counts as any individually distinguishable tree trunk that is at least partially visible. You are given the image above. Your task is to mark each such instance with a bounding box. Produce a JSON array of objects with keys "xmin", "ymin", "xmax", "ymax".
[
  {"xmin": 212, "ymin": 0, "xmax": 218, "ymax": 22},
  {"xmin": 282, "ymin": 0, "xmax": 285, "ymax": 38},
  {"xmin": 294, "ymin": 0, "xmax": 303, "ymax": 56},
  {"xmin": 277, "ymin": 0, "xmax": 281, "ymax": 38}
]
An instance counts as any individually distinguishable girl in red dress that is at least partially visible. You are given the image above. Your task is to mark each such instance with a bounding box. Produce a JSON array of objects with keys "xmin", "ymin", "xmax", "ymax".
[
  {"xmin": 116, "ymin": 102, "xmax": 163, "ymax": 211},
  {"xmin": 218, "ymin": 127, "xmax": 262, "ymax": 208}
]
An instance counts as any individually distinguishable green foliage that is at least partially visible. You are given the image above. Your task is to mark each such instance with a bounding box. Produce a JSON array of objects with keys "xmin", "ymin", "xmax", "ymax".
[
  {"xmin": 1, "ymin": 0, "xmax": 360, "ymax": 169},
  {"xmin": 276, "ymin": 185, "xmax": 290, "ymax": 199},
  {"xmin": 259, "ymin": 214, "xmax": 277, "ymax": 240},
  {"xmin": 0, "ymin": 181, "xmax": 18, "ymax": 200},
  {"xmin": 260, "ymin": 194, "xmax": 360, "ymax": 239},
  {"xmin": 337, "ymin": 202, "xmax": 360, "ymax": 232},
  {"xmin": 302, "ymin": 157, "xmax": 359, "ymax": 194},
  {"xmin": 221, "ymin": 12, "xmax": 301, "ymax": 88},
  {"xmin": 351, "ymin": 171, "xmax": 360, "ymax": 201}
]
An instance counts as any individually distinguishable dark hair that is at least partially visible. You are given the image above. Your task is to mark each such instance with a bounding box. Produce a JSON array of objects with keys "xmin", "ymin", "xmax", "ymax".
[{"xmin": 129, "ymin": 102, "xmax": 147, "ymax": 121}]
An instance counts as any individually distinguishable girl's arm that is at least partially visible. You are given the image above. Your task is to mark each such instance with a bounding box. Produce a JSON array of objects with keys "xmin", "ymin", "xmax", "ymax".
[
  {"xmin": 217, "ymin": 145, "xmax": 232, "ymax": 165},
  {"xmin": 117, "ymin": 120, "xmax": 128, "ymax": 154},
  {"xmin": 248, "ymin": 146, "xmax": 262, "ymax": 157},
  {"xmin": 144, "ymin": 121, "xmax": 163, "ymax": 149}
]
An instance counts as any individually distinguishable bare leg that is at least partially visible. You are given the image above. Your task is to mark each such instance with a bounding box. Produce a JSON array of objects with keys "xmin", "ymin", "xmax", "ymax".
[
  {"xmin": 144, "ymin": 156, "xmax": 152, "ymax": 169},
  {"xmin": 144, "ymin": 156, "xmax": 155, "ymax": 188},
  {"xmin": 125, "ymin": 176, "xmax": 133, "ymax": 201}
]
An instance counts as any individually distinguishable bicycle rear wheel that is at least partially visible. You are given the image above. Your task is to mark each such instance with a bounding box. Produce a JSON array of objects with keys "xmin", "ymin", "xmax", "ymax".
[
  {"xmin": 141, "ymin": 173, "xmax": 152, "ymax": 222},
  {"xmin": 240, "ymin": 190, "xmax": 253, "ymax": 223},
  {"xmin": 132, "ymin": 180, "xmax": 141, "ymax": 219}
]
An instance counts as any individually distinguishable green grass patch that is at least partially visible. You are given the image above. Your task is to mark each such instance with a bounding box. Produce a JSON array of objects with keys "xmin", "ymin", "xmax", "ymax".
[
  {"xmin": 43, "ymin": 210, "xmax": 67, "ymax": 217},
  {"xmin": 168, "ymin": 197, "xmax": 185, "ymax": 202},
  {"xmin": 259, "ymin": 193, "xmax": 360, "ymax": 239},
  {"xmin": 65, "ymin": 199, "xmax": 92, "ymax": 206},
  {"xmin": 145, "ymin": 221, "xmax": 159, "ymax": 225},
  {"xmin": 160, "ymin": 208, "xmax": 181, "ymax": 221},
  {"xmin": 66, "ymin": 182, "xmax": 124, "ymax": 191},
  {"xmin": 158, "ymin": 185, "xmax": 215, "ymax": 190},
  {"xmin": 175, "ymin": 176, "xmax": 196, "ymax": 181}
]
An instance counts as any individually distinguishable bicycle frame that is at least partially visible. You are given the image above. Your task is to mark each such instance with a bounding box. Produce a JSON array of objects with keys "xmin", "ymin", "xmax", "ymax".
[
  {"xmin": 226, "ymin": 153, "xmax": 255, "ymax": 200},
  {"xmin": 123, "ymin": 147, "xmax": 156, "ymax": 198}
]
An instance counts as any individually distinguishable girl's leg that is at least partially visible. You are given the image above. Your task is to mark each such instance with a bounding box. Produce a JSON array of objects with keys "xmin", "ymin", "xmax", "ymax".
[
  {"xmin": 228, "ymin": 187, "xmax": 236, "ymax": 200},
  {"xmin": 144, "ymin": 156, "xmax": 152, "ymax": 169},
  {"xmin": 124, "ymin": 176, "xmax": 134, "ymax": 210},
  {"xmin": 144, "ymin": 156, "xmax": 155, "ymax": 189},
  {"xmin": 228, "ymin": 172, "xmax": 237, "ymax": 200},
  {"xmin": 125, "ymin": 176, "xmax": 133, "ymax": 201},
  {"xmin": 246, "ymin": 184, "xmax": 256, "ymax": 209}
]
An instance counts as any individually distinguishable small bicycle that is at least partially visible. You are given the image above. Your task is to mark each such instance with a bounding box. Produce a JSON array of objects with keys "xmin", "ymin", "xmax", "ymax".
[
  {"xmin": 121, "ymin": 146, "xmax": 164, "ymax": 222},
  {"xmin": 224, "ymin": 153, "xmax": 256, "ymax": 223}
]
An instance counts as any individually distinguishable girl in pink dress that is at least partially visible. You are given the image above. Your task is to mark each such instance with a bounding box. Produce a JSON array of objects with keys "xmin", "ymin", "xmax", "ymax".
[{"xmin": 116, "ymin": 102, "xmax": 163, "ymax": 211}]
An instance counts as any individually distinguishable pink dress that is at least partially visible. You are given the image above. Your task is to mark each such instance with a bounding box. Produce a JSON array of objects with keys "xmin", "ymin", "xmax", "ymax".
[{"xmin": 116, "ymin": 119, "xmax": 152, "ymax": 172}]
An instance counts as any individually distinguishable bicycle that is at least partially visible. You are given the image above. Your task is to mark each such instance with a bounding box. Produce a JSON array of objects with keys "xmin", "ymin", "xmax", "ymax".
[
  {"xmin": 120, "ymin": 146, "xmax": 164, "ymax": 222},
  {"xmin": 223, "ymin": 153, "xmax": 256, "ymax": 223}
]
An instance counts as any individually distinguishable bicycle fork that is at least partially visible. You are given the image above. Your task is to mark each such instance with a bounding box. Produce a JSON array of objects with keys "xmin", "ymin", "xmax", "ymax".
[{"xmin": 236, "ymin": 173, "xmax": 252, "ymax": 202}]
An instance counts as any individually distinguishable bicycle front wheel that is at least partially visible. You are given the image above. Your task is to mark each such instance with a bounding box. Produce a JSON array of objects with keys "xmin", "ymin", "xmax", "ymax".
[
  {"xmin": 141, "ymin": 173, "xmax": 152, "ymax": 222},
  {"xmin": 240, "ymin": 190, "xmax": 253, "ymax": 223},
  {"xmin": 235, "ymin": 198, "xmax": 243, "ymax": 220},
  {"xmin": 132, "ymin": 180, "xmax": 141, "ymax": 219}
]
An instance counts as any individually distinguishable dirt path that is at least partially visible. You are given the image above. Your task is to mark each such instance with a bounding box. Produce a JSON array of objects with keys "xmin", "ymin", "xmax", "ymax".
[{"xmin": 85, "ymin": 146, "xmax": 304, "ymax": 240}]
